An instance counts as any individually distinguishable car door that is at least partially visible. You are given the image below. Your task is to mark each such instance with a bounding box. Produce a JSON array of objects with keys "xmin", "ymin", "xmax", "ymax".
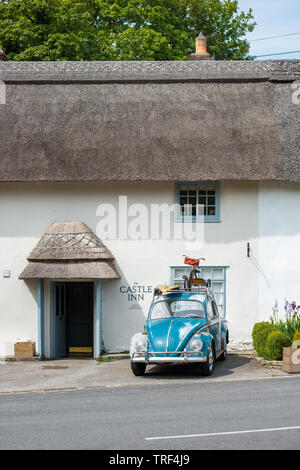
[
  {"xmin": 54, "ymin": 282, "xmax": 66, "ymax": 358},
  {"xmin": 207, "ymin": 298, "xmax": 221, "ymax": 353}
]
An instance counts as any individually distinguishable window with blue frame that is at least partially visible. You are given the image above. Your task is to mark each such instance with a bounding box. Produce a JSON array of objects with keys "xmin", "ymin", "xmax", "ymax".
[
  {"xmin": 171, "ymin": 266, "xmax": 226, "ymax": 318},
  {"xmin": 176, "ymin": 182, "xmax": 220, "ymax": 222}
]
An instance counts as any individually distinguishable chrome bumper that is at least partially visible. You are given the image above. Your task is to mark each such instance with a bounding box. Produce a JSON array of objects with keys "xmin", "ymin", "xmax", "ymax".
[{"xmin": 132, "ymin": 351, "xmax": 206, "ymax": 364}]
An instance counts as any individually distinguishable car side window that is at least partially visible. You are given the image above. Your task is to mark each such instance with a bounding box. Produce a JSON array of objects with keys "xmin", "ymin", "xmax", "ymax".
[
  {"xmin": 212, "ymin": 301, "xmax": 219, "ymax": 319},
  {"xmin": 206, "ymin": 300, "xmax": 214, "ymax": 320}
]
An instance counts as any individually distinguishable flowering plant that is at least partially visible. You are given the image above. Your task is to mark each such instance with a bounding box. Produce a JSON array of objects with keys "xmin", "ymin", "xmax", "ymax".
[{"xmin": 270, "ymin": 300, "xmax": 300, "ymax": 342}]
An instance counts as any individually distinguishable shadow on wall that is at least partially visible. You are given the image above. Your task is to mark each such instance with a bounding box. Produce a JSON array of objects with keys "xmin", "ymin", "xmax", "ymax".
[
  {"xmin": 0, "ymin": 180, "xmax": 262, "ymax": 243},
  {"xmin": 1, "ymin": 181, "xmax": 300, "ymax": 242}
]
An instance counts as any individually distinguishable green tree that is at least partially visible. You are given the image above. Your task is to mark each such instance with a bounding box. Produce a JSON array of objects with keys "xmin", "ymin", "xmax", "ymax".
[{"xmin": 0, "ymin": 0, "xmax": 256, "ymax": 61}]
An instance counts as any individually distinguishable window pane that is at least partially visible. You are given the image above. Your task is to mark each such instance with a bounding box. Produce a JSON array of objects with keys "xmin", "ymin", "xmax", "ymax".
[
  {"xmin": 177, "ymin": 183, "xmax": 218, "ymax": 221},
  {"xmin": 170, "ymin": 300, "xmax": 205, "ymax": 318},
  {"xmin": 212, "ymin": 302, "xmax": 219, "ymax": 318},
  {"xmin": 212, "ymin": 282, "xmax": 223, "ymax": 293},
  {"xmin": 197, "ymin": 205, "xmax": 204, "ymax": 217},
  {"xmin": 206, "ymin": 300, "xmax": 214, "ymax": 319},
  {"xmin": 182, "ymin": 204, "xmax": 194, "ymax": 217},
  {"xmin": 174, "ymin": 268, "xmax": 186, "ymax": 280},
  {"xmin": 171, "ymin": 266, "xmax": 225, "ymax": 317},
  {"xmin": 213, "ymin": 293, "xmax": 223, "ymax": 305},
  {"xmin": 204, "ymin": 187, "xmax": 215, "ymax": 192},
  {"xmin": 179, "ymin": 185, "xmax": 196, "ymax": 192},
  {"xmin": 212, "ymin": 269, "xmax": 224, "ymax": 280},
  {"xmin": 218, "ymin": 305, "xmax": 224, "ymax": 317},
  {"xmin": 151, "ymin": 301, "xmax": 171, "ymax": 320},
  {"xmin": 180, "ymin": 196, "xmax": 187, "ymax": 205},
  {"xmin": 201, "ymin": 268, "xmax": 212, "ymax": 279}
]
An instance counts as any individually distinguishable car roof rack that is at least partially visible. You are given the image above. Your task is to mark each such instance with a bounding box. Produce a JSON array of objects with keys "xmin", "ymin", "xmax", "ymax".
[{"xmin": 153, "ymin": 285, "xmax": 211, "ymax": 299}]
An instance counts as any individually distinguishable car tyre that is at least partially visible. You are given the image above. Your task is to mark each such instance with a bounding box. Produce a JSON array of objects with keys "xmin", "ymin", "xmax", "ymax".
[
  {"xmin": 200, "ymin": 347, "xmax": 215, "ymax": 376},
  {"xmin": 131, "ymin": 361, "xmax": 146, "ymax": 376},
  {"xmin": 218, "ymin": 348, "xmax": 227, "ymax": 361}
]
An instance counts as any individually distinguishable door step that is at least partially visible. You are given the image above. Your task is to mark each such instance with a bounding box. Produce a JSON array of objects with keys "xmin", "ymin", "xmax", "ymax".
[{"xmin": 68, "ymin": 347, "xmax": 93, "ymax": 357}]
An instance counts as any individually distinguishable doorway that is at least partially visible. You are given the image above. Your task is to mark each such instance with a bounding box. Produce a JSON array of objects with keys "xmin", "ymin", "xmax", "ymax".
[{"xmin": 52, "ymin": 282, "xmax": 94, "ymax": 358}]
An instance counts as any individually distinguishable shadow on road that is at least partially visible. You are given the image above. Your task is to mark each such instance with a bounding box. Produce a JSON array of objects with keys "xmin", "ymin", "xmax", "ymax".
[{"xmin": 143, "ymin": 355, "xmax": 252, "ymax": 380}]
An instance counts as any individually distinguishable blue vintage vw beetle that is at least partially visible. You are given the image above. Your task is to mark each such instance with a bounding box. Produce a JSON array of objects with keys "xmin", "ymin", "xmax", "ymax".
[{"xmin": 130, "ymin": 284, "xmax": 229, "ymax": 376}]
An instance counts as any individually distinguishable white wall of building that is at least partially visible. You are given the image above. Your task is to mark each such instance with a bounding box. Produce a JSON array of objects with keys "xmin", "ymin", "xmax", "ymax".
[
  {"xmin": 0, "ymin": 181, "xmax": 260, "ymax": 356},
  {"xmin": 258, "ymin": 182, "xmax": 300, "ymax": 322}
]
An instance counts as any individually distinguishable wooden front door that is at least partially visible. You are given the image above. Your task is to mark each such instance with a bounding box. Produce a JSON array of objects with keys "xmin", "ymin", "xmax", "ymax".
[{"xmin": 66, "ymin": 282, "xmax": 93, "ymax": 356}]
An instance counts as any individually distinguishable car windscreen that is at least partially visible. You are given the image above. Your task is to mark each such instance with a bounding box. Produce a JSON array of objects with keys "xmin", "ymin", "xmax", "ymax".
[{"xmin": 150, "ymin": 299, "xmax": 205, "ymax": 320}]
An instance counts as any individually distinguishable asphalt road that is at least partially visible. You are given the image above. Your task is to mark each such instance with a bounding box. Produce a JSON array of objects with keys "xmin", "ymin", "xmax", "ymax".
[{"xmin": 0, "ymin": 376, "xmax": 299, "ymax": 450}]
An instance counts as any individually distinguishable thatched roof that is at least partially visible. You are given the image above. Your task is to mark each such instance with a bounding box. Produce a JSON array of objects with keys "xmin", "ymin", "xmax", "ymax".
[
  {"xmin": 0, "ymin": 60, "xmax": 299, "ymax": 182},
  {"xmin": 27, "ymin": 222, "xmax": 114, "ymax": 261},
  {"xmin": 19, "ymin": 261, "xmax": 120, "ymax": 280},
  {"xmin": 19, "ymin": 222, "xmax": 120, "ymax": 280}
]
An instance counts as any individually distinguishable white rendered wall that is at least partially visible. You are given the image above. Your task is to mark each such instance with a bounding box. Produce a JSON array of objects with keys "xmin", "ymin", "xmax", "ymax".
[
  {"xmin": 0, "ymin": 181, "xmax": 259, "ymax": 355},
  {"xmin": 258, "ymin": 182, "xmax": 300, "ymax": 322}
]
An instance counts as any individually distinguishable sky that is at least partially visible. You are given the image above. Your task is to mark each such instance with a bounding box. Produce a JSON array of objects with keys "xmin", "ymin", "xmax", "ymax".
[{"xmin": 237, "ymin": 0, "xmax": 300, "ymax": 59}]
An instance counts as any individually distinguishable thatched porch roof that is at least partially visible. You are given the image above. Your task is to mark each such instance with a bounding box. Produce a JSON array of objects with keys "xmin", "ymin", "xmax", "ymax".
[
  {"xmin": 19, "ymin": 261, "xmax": 119, "ymax": 280},
  {"xmin": 19, "ymin": 222, "xmax": 120, "ymax": 280}
]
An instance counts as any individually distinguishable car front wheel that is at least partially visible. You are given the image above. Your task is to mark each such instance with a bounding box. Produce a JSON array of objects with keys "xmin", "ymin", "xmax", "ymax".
[
  {"xmin": 131, "ymin": 361, "xmax": 146, "ymax": 376},
  {"xmin": 218, "ymin": 348, "xmax": 227, "ymax": 361},
  {"xmin": 200, "ymin": 351, "xmax": 214, "ymax": 376}
]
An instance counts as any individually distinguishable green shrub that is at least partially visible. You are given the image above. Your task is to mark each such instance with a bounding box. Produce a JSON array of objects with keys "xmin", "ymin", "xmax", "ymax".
[
  {"xmin": 266, "ymin": 331, "xmax": 291, "ymax": 360},
  {"xmin": 276, "ymin": 318, "xmax": 300, "ymax": 342},
  {"xmin": 292, "ymin": 331, "xmax": 300, "ymax": 349},
  {"xmin": 293, "ymin": 331, "xmax": 300, "ymax": 342},
  {"xmin": 252, "ymin": 322, "xmax": 278, "ymax": 359}
]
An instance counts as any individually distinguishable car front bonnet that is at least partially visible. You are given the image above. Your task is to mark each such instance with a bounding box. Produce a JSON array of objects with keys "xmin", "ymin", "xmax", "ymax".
[{"xmin": 147, "ymin": 317, "xmax": 207, "ymax": 355}]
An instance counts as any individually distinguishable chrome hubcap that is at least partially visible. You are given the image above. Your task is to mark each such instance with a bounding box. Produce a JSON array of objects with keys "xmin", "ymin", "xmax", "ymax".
[{"xmin": 209, "ymin": 352, "xmax": 214, "ymax": 370}]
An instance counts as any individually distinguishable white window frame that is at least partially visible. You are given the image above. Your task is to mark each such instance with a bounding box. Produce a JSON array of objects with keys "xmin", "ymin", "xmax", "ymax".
[
  {"xmin": 175, "ymin": 181, "xmax": 220, "ymax": 223},
  {"xmin": 171, "ymin": 265, "xmax": 227, "ymax": 318}
]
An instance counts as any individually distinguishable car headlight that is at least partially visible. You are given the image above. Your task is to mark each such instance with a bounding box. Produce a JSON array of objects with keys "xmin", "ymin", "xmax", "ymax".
[
  {"xmin": 189, "ymin": 338, "xmax": 203, "ymax": 352},
  {"xmin": 136, "ymin": 340, "xmax": 148, "ymax": 352}
]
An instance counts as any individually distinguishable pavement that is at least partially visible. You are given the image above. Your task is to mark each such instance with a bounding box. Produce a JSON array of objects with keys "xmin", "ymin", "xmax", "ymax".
[
  {"xmin": 0, "ymin": 376, "xmax": 299, "ymax": 449},
  {"xmin": 0, "ymin": 353, "xmax": 298, "ymax": 394}
]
